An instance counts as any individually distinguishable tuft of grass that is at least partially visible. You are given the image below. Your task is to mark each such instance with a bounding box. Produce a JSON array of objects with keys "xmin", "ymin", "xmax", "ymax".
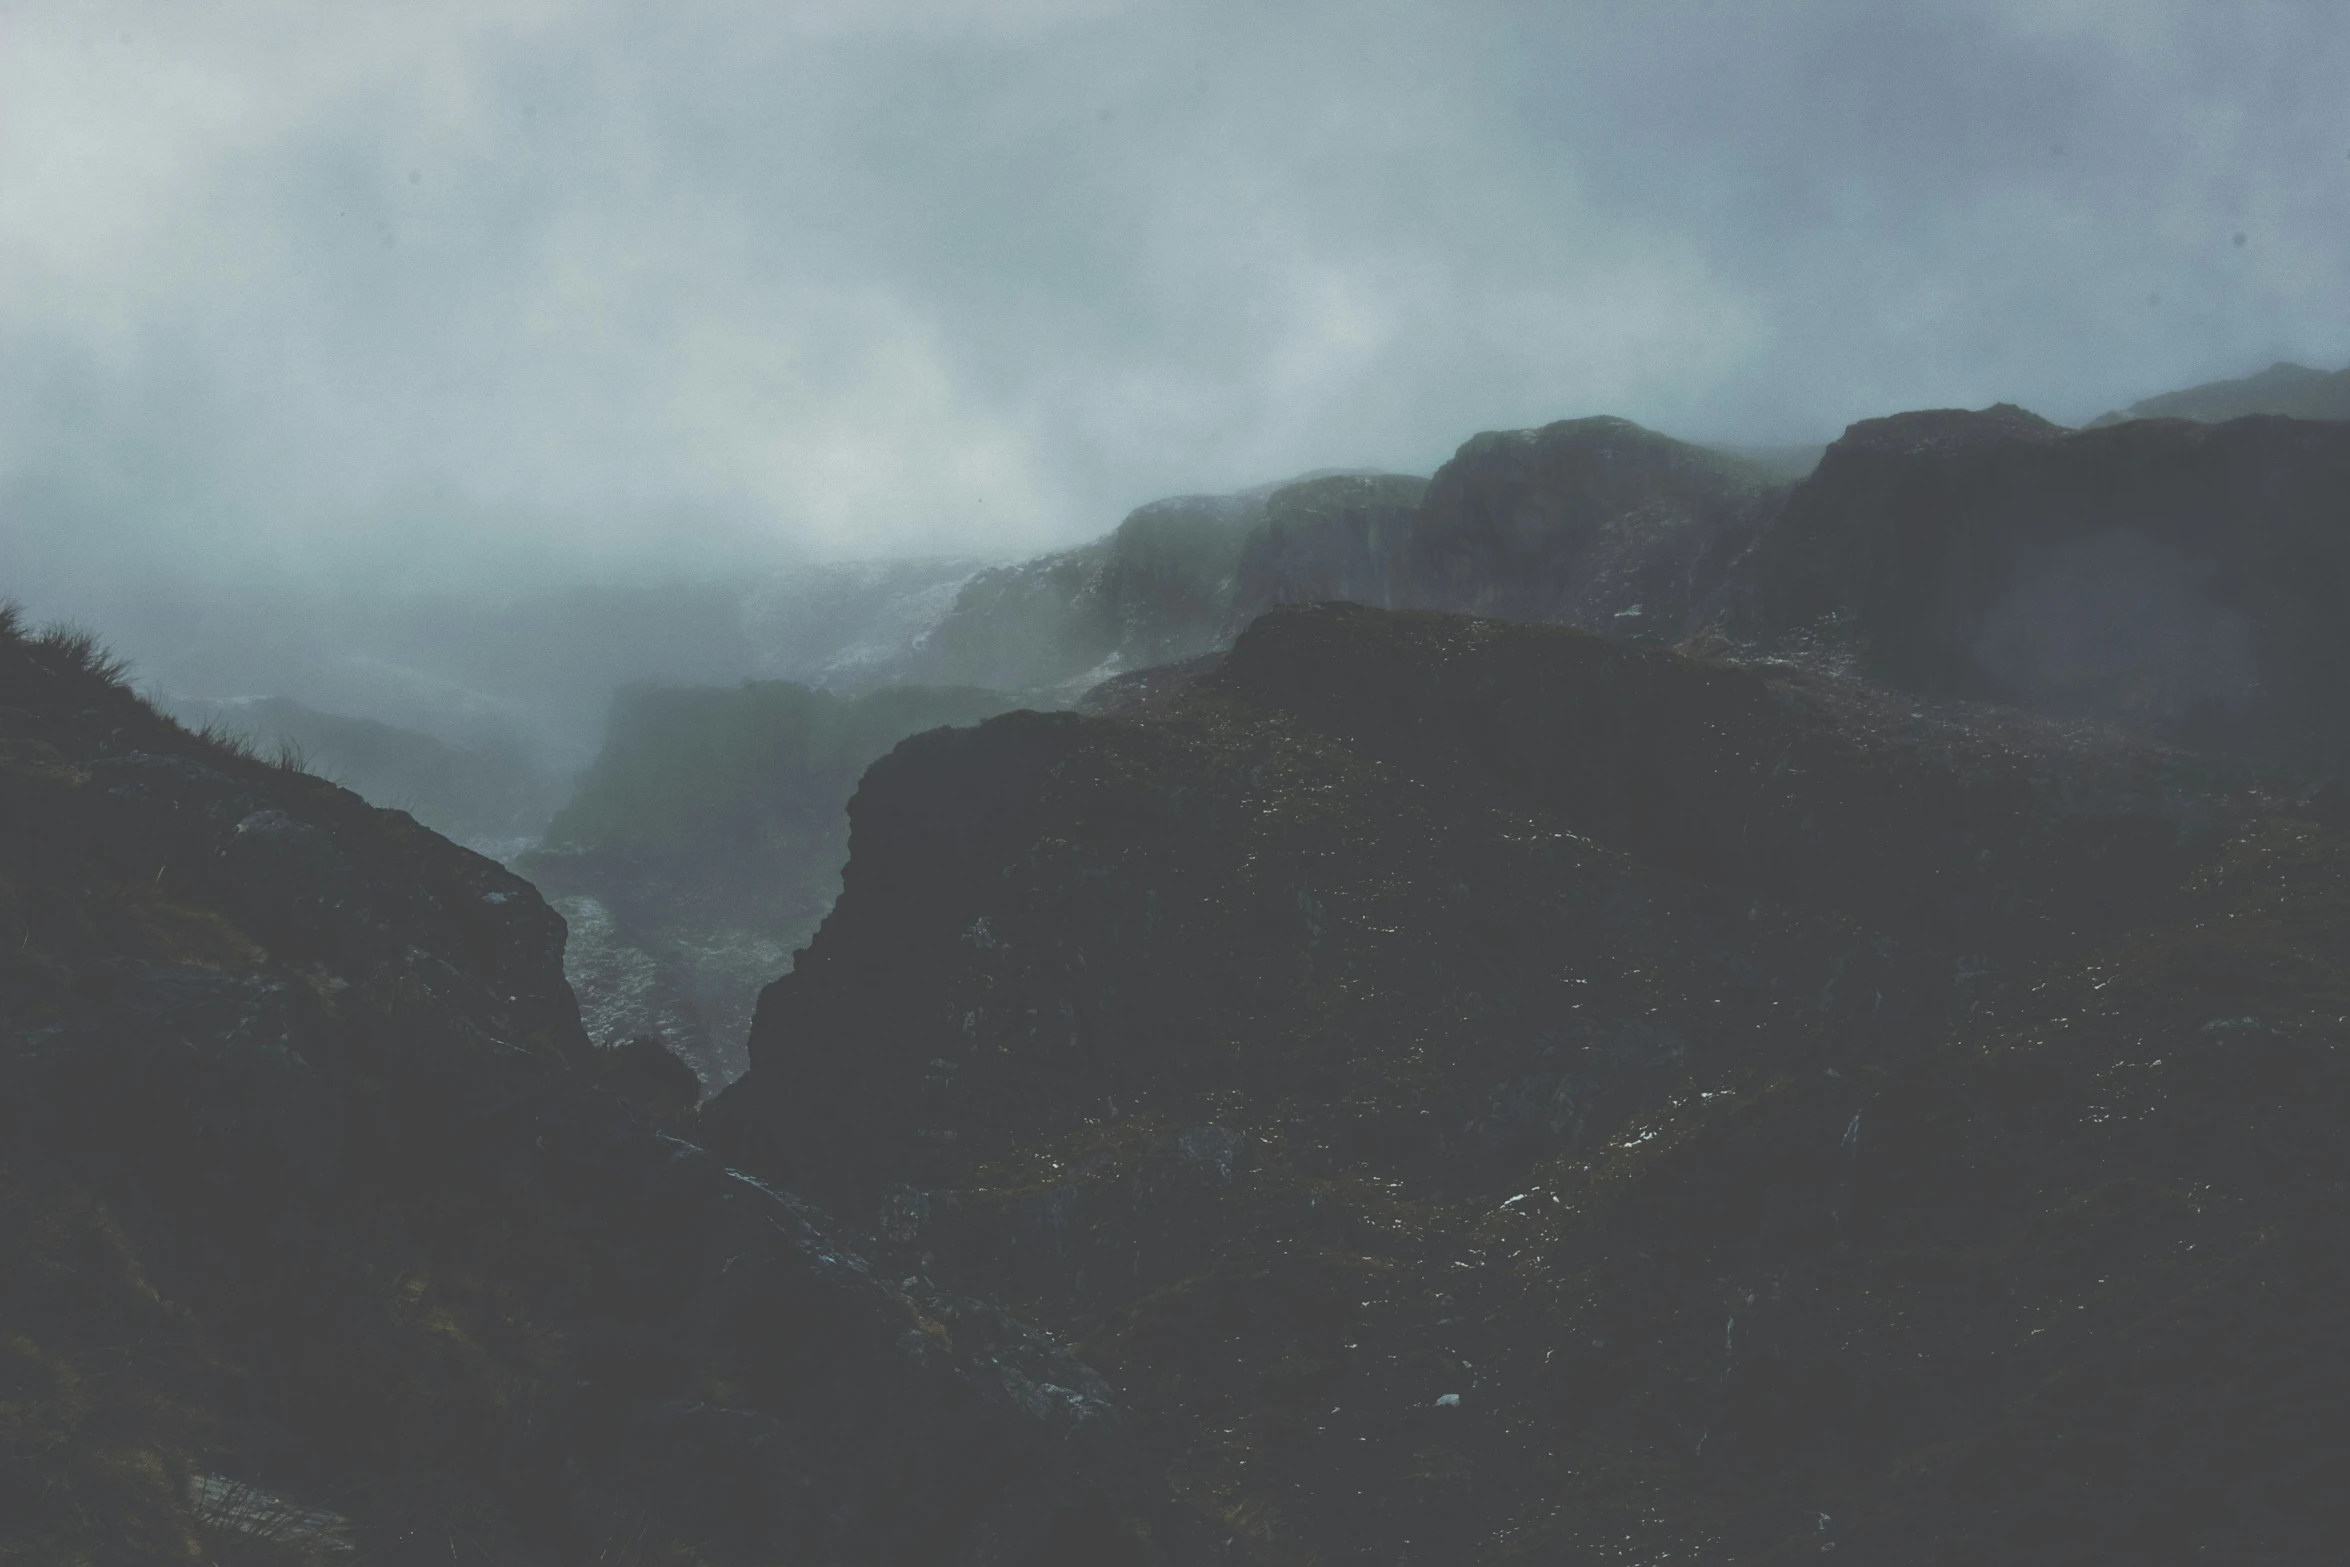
[
  {"xmin": 193, "ymin": 717, "xmax": 265, "ymax": 762},
  {"xmin": 32, "ymin": 621, "xmax": 136, "ymax": 687}
]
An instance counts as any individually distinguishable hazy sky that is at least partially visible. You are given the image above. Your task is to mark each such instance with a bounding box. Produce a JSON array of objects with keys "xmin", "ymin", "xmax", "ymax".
[{"xmin": 7, "ymin": 0, "xmax": 2349, "ymax": 605}]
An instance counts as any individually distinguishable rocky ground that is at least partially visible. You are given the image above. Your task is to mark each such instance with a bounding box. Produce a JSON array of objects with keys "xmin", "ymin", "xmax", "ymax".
[{"xmin": 710, "ymin": 601, "xmax": 2349, "ymax": 1563}]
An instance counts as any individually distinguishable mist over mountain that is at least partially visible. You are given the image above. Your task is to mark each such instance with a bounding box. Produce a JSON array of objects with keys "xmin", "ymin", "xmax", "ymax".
[
  {"xmin": 2089, "ymin": 360, "xmax": 2350, "ymax": 426},
  {"xmin": 11, "ymin": 0, "xmax": 2350, "ymax": 627}
]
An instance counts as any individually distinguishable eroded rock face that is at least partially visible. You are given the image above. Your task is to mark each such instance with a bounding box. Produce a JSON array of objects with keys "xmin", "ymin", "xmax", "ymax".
[
  {"xmin": 0, "ymin": 622, "xmax": 1158, "ymax": 1566},
  {"xmin": 709, "ymin": 602, "xmax": 2348, "ymax": 1561},
  {"xmin": 1738, "ymin": 405, "xmax": 2350, "ymax": 766}
]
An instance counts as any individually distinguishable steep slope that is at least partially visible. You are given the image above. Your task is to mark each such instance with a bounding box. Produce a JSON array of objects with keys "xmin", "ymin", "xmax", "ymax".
[
  {"xmin": 0, "ymin": 607, "xmax": 1157, "ymax": 1567},
  {"xmin": 1738, "ymin": 405, "xmax": 2350, "ymax": 767},
  {"xmin": 2088, "ymin": 360, "xmax": 2350, "ymax": 427},
  {"xmin": 710, "ymin": 602, "xmax": 2346, "ymax": 1564},
  {"xmin": 519, "ymin": 678, "xmax": 1015, "ymax": 1087},
  {"xmin": 163, "ymin": 693, "xmax": 563, "ymax": 857}
]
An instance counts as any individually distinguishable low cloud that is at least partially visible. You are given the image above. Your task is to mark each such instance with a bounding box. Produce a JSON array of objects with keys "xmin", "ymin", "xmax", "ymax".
[{"xmin": 5, "ymin": 0, "xmax": 2347, "ymax": 610}]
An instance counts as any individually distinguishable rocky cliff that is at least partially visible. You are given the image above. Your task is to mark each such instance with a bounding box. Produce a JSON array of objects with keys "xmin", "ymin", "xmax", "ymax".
[
  {"xmin": 711, "ymin": 601, "xmax": 2348, "ymax": 1563},
  {"xmin": 1737, "ymin": 405, "xmax": 2350, "ymax": 767},
  {"xmin": 905, "ymin": 487, "xmax": 1295, "ymax": 697},
  {"xmin": 905, "ymin": 417, "xmax": 1791, "ymax": 707},
  {"xmin": 0, "ymin": 606, "xmax": 1158, "ymax": 1567}
]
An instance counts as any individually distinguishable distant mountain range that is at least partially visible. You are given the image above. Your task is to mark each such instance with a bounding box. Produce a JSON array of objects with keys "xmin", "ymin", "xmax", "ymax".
[{"xmin": 2089, "ymin": 359, "xmax": 2350, "ymax": 425}]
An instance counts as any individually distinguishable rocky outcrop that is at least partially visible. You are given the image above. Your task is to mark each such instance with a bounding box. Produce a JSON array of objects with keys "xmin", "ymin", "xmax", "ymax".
[
  {"xmin": 0, "ymin": 608, "xmax": 1158, "ymax": 1566},
  {"xmin": 2088, "ymin": 359, "xmax": 2350, "ymax": 426},
  {"xmin": 1400, "ymin": 416, "xmax": 1790, "ymax": 638},
  {"xmin": 710, "ymin": 601, "xmax": 2347, "ymax": 1561},
  {"xmin": 1737, "ymin": 405, "xmax": 2350, "ymax": 766}
]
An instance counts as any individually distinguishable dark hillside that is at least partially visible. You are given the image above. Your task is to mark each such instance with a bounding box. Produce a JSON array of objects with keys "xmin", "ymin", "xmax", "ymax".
[
  {"xmin": 711, "ymin": 602, "xmax": 2348, "ymax": 1563},
  {"xmin": 0, "ymin": 606, "xmax": 1157, "ymax": 1567},
  {"xmin": 1739, "ymin": 406, "xmax": 2350, "ymax": 767}
]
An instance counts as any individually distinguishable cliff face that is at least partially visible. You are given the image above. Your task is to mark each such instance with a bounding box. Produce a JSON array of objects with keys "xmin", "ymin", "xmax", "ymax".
[
  {"xmin": 0, "ymin": 609, "xmax": 1152, "ymax": 1567},
  {"xmin": 907, "ymin": 488, "xmax": 1289, "ymax": 696},
  {"xmin": 1740, "ymin": 406, "xmax": 2350, "ymax": 765},
  {"xmin": 1227, "ymin": 473, "xmax": 1429, "ymax": 619},
  {"xmin": 709, "ymin": 602, "xmax": 2348, "ymax": 1563},
  {"xmin": 906, "ymin": 417, "xmax": 1787, "ymax": 706}
]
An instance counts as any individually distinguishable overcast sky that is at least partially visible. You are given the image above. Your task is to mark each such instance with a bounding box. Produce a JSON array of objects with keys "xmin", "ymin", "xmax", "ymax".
[{"xmin": 6, "ymin": 0, "xmax": 2349, "ymax": 608}]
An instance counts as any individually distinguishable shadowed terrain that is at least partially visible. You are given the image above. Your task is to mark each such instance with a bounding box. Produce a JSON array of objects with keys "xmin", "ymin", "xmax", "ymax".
[
  {"xmin": 0, "ymin": 605, "xmax": 1164, "ymax": 1567},
  {"xmin": 711, "ymin": 602, "xmax": 2348, "ymax": 1563}
]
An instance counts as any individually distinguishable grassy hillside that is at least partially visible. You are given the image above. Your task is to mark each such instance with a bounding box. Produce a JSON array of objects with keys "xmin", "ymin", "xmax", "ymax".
[{"xmin": 164, "ymin": 694, "xmax": 561, "ymax": 855}]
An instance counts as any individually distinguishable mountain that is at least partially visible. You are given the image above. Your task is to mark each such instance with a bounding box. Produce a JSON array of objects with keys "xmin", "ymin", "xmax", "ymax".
[
  {"xmin": 0, "ymin": 605, "xmax": 1159, "ymax": 1566},
  {"xmin": 1736, "ymin": 404, "xmax": 2350, "ymax": 767},
  {"xmin": 518, "ymin": 678, "xmax": 1018, "ymax": 1088},
  {"xmin": 904, "ymin": 417, "xmax": 1795, "ymax": 705},
  {"xmin": 2088, "ymin": 361, "xmax": 2350, "ymax": 427},
  {"xmin": 707, "ymin": 600, "xmax": 2348, "ymax": 1562}
]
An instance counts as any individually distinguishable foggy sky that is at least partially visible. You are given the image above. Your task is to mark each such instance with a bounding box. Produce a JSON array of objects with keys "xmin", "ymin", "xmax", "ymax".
[{"xmin": 7, "ymin": 0, "xmax": 2350, "ymax": 610}]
